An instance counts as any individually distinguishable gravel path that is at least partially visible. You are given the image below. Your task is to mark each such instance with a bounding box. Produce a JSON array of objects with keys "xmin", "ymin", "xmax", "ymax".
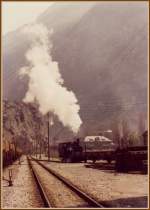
[
  {"xmin": 2, "ymin": 156, "xmax": 44, "ymax": 208},
  {"xmin": 2, "ymin": 156, "xmax": 148, "ymax": 208},
  {"xmin": 31, "ymin": 160, "xmax": 89, "ymax": 208},
  {"xmin": 42, "ymin": 161, "xmax": 148, "ymax": 208}
]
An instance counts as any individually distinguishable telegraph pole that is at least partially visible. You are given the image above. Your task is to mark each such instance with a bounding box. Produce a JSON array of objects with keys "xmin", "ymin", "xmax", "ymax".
[
  {"xmin": 47, "ymin": 113, "xmax": 54, "ymax": 162},
  {"xmin": 48, "ymin": 112, "xmax": 50, "ymax": 161},
  {"xmin": 39, "ymin": 122, "xmax": 41, "ymax": 160}
]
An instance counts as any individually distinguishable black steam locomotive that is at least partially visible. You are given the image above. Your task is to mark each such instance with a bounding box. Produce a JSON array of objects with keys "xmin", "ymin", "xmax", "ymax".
[{"xmin": 58, "ymin": 139, "xmax": 83, "ymax": 162}]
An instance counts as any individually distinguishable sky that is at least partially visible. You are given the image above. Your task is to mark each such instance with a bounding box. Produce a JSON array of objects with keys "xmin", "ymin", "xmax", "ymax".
[{"xmin": 2, "ymin": 2, "xmax": 53, "ymax": 35}]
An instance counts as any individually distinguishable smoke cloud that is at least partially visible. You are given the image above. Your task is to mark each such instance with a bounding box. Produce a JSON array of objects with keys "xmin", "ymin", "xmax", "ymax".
[{"xmin": 19, "ymin": 23, "xmax": 82, "ymax": 133}]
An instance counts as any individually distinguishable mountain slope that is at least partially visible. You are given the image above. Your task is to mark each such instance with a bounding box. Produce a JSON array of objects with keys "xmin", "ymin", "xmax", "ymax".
[{"xmin": 3, "ymin": 2, "xmax": 148, "ymax": 133}]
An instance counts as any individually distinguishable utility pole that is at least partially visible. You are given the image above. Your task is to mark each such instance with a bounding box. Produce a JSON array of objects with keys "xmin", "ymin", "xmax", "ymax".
[
  {"xmin": 48, "ymin": 113, "xmax": 50, "ymax": 161},
  {"xmin": 47, "ymin": 113, "xmax": 54, "ymax": 162},
  {"xmin": 39, "ymin": 122, "xmax": 41, "ymax": 160}
]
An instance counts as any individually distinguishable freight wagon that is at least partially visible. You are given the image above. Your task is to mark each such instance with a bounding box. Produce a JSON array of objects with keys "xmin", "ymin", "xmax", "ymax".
[
  {"xmin": 115, "ymin": 145, "xmax": 148, "ymax": 172},
  {"xmin": 83, "ymin": 136, "xmax": 116, "ymax": 163},
  {"xmin": 3, "ymin": 140, "xmax": 22, "ymax": 167}
]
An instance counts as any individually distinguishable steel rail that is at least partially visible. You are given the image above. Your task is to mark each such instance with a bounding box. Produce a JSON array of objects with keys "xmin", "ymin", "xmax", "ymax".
[
  {"xmin": 27, "ymin": 157, "xmax": 52, "ymax": 208},
  {"xmin": 31, "ymin": 156, "xmax": 104, "ymax": 208}
]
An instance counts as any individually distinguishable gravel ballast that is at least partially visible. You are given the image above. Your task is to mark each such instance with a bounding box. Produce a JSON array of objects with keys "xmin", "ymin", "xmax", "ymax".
[
  {"xmin": 2, "ymin": 156, "xmax": 148, "ymax": 208},
  {"xmin": 42, "ymin": 161, "xmax": 148, "ymax": 208},
  {"xmin": 31, "ymin": 160, "xmax": 90, "ymax": 208},
  {"xmin": 2, "ymin": 156, "xmax": 44, "ymax": 208}
]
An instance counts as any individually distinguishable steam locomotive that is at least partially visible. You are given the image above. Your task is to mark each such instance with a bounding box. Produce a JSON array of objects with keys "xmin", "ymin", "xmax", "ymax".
[
  {"xmin": 58, "ymin": 132, "xmax": 148, "ymax": 172},
  {"xmin": 58, "ymin": 139, "xmax": 83, "ymax": 162}
]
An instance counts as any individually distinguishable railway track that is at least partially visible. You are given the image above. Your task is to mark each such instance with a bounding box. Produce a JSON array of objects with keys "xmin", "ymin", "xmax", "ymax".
[
  {"xmin": 27, "ymin": 157, "xmax": 51, "ymax": 207},
  {"xmin": 28, "ymin": 156, "xmax": 104, "ymax": 208}
]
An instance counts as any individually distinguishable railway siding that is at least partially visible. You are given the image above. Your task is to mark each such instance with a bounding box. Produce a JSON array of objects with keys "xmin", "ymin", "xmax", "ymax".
[{"xmin": 41, "ymin": 161, "xmax": 148, "ymax": 208}]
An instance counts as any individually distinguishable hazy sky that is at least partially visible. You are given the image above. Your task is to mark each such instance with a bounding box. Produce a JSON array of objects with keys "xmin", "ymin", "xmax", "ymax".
[{"xmin": 2, "ymin": 2, "xmax": 53, "ymax": 35}]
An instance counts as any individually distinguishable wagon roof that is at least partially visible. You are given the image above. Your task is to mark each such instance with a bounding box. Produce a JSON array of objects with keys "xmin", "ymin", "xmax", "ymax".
[{"xmin": 84, "ymin": 136, "xmax": 112, "ymax": 142}]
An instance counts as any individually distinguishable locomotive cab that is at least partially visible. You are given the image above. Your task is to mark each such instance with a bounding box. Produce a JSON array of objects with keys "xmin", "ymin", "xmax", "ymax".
[{"xmin": 58, "ymin": 139, "xmax": 83, "ymax": 163}]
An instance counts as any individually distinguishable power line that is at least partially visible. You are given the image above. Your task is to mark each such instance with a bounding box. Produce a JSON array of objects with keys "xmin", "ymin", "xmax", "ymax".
[
  {"xmin": 82, "ymin": 102, "xmax": 147, "ymax": 111},
  {"xmin": 81, "ymin": 104, "xmax": 147, "ymax": 119}
]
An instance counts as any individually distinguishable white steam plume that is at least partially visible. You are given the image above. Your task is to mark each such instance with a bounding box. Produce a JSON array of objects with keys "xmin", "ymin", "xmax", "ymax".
[{"xmin": 19, "ymin": 23, "xmax": 82, "ymax": 133}]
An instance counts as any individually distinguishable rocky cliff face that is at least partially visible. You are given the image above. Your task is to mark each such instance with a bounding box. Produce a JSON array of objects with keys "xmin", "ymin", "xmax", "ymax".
[
  {"xmin": 3, "ymin": 101, "xmax": 43, "ymax": 152},
  {"xmin": 3, "ymin": 100, "xmax": 77, "ymax": 152}
]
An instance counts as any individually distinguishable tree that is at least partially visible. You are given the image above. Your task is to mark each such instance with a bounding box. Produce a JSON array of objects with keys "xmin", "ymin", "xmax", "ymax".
[
  {"xmin": 111, "ymin": 119, "xmax": 122, "ymax": 147},
  {"xmin": 128, "ymin": 132, "xmax": 141, "ymax": 146},
  {"xmin": 121, "ymin": 118, "xmax": 131, "ymax": 147},
  {"xmin": 138, "ymin": 113, "xmax": 146, "ymax": 134}
]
